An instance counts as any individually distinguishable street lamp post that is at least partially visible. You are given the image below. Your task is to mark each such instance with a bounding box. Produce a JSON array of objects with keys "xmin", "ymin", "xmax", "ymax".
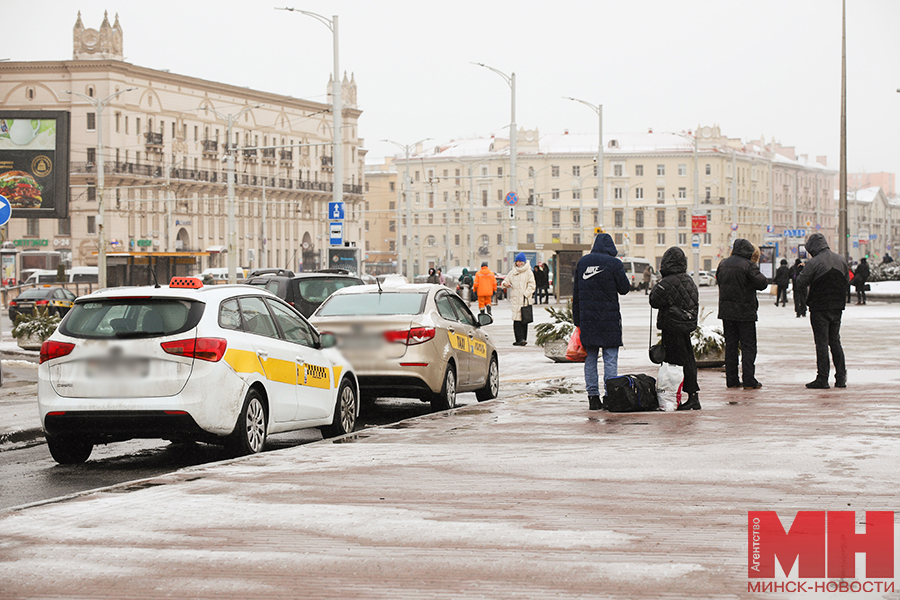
[
  {"xmin": 65, "ymin": 87, "xmax": 136, "ymax": 288},
  {"xmin": 382, "ymin": 138, "xmax": 431, "ymax": 280},
  {"xmin": 474, "ymin": 63, "xmax": 517, "ymax": 260},
  {"xmin": 565, "ymin": 97, "xmax": 604, "ymax": 230},
  {"xmin": 278, "ymin": 7, "xmax": 344, "ymax": 246},
  {"xmin": 198, "ymin": 104, "xmax": 258, "ymax": 283}
]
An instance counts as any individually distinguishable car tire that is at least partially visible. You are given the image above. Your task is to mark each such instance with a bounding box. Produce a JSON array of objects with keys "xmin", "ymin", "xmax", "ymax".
[
  {"xmin": 228, "ymin": 389, "xmax": 267, "ymax": 455},
  {"xmin": 47, "ymin": 436, "xmax": 93, "ymax": 464},
  {"xmin": 476, "ymin": 355, "xmax": 499, "ymax": 402},
  {"xmin": 431, "ymin": 365, "xmax": 457, "ymax": 411},
  {"xmin": 320, "ymin": 379, "xmax": 358, "ymax": 438}
]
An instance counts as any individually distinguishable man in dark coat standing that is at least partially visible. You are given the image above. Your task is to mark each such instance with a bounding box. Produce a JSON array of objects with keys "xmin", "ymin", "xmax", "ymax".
[
  {"xmin": 716, "ymin": 239, "xmax": 770, "ymax": 389},
  {"xmin": 649, "ymin": 247, "xmax": 701, "ymax": 410},
  {"xmin": 853, "ymin": 257, "xmax": 870, "ymax": 305},
  {"xmin": 789, "ymin": 258, "xmax": 806, "ymax": 317},
  {"xmin": 795, "ymin": 233, "xmax": 850, "ymax": 389},
  {"xmin": 573, "ymin": 233, "xmax": 630, "ymax": 410},
  {"xmin": 774, "ymin": 259, "xmax": 790, "ymax": 306}
]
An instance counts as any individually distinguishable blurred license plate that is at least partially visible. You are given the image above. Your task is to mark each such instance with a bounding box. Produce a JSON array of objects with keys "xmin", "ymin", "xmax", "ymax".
[
  {"xmin": 86, "ymin": 358, "xmax": 150, "ymax": 378},
  {"xmin": 338, "ymin": 334, "xmax": 383, "ymax": 351}
]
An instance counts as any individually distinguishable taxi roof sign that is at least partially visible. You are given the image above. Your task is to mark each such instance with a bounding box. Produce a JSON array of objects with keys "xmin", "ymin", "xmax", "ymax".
[{"xmin": 169, "ymin": 276, "xmax": 203, "ymax": 289}]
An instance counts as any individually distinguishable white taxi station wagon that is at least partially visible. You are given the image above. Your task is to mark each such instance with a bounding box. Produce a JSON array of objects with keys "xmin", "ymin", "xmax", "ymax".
[{"xmin": 37, "ymin": 277, "xmax": 359, "ymax": 464}]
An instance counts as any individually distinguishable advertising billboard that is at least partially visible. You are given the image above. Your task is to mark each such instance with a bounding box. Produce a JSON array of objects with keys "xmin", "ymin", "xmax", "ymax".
[{"xmin": 0, "ymin": 111, "xmax": 70, "ymax": 219}]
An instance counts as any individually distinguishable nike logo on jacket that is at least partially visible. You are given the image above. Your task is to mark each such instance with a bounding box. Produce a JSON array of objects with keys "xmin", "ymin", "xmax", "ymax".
[{"xmin": 583, "ymin": 266, "xmax": 605, "ymax": 279}]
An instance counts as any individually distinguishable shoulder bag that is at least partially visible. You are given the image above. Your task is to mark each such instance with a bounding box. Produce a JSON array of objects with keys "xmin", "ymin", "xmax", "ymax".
[{"xmin": 520, "ymin": 296, "xmax": 533, "ymax": 324}]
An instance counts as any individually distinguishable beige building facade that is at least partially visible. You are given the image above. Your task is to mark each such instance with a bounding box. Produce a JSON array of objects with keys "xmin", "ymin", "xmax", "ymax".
[{"xmin": 1, "ymin": 13, "xmax": 365, "ymax": 276}]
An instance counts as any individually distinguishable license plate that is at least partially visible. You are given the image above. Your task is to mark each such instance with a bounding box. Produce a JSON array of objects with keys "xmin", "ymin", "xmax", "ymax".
[
  {"xmin": 339, "ymin": 333, "xmax": 384, "ymax": 351},
  {"xmin": 86, "ymin": 358, "xmax": 150, "ymax": 378}
]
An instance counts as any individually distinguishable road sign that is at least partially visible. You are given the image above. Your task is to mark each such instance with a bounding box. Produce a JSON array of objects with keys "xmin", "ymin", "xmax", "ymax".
[
  {"xmin": 508, "ymin": 205, "xmax": 516, "ymax": 220},
  {"xmin": 783, "ymin": 229, "xmax": 807, "ymax": 238},
  {"xmin": 328, "ymin": 202, "xmax": 345, "ymax": 220},
  {"xmin": 691, "ymin": 215, "xmax": 707, "ymax": 233},
  {"xmin": 0, "ymin": 194, "xmax": 10, "ymax": 227},
  {"xmin": 731, "ymin": 222, "xmax": 738, "ymax": 232},
  {"xmin": 692, "ymin": 234, "xmax": 701, "ymax": 248},
  {"xmin": 329, "ymin": 222, "xmax": 343, "ymax": 246},
  {"xmin": 505, "ymin": 192, "xmax": 518, "ymax": 206}
]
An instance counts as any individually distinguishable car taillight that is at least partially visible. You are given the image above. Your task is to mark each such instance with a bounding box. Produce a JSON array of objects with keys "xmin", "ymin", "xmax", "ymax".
[
  {"xmin": 384, "ymin": 327, "xmax": 435, "ymax": 346},
  {"xmin": 40, "ymin": 341, "xmax": 75, "ymax": 364},
  {"xmin": 8, "ymin": 300, "xmax": 16, "ymax": 306},
  {"xmin": 161, "ymin": 337, "xmax": 227, "ymax": 362},
  {"xmin": 35, "ymin": 300, "xmax": 49, "ymax": 305}
]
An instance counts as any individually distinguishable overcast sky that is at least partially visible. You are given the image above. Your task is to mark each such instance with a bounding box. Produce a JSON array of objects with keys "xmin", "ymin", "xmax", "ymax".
[{"xmin": 8, "ymin": 0, "xmax": 900, "ymax": 176}]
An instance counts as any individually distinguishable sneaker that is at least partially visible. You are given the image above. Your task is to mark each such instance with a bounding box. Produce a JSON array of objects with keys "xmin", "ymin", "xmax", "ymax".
[
  {"xmin": 835, "ymin": 378, "xmax": 847, "ymax": 388},
  {"xmin": 743, "ymin": 381, "xmax": 763, "ymax": 390},
  {"xmin": 677, "ymin": 393, "xmax": 702, "ymax": 410},
  {"xmin": 588, "ymin": 395, "xmax": 602, "ymax": 410},
  {"xmin": 806, "ymin": 379, "xmax": 830, "ymax": 389},
  {"xmin": 726, "ymin": 381, "xmax": 743, "ymax": 389}
]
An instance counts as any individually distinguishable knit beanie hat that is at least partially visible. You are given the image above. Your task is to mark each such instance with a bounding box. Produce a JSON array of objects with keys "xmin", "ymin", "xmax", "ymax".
[{"xmin": 515, "ymin": 252, "xmax": 526, "ymax": 263}]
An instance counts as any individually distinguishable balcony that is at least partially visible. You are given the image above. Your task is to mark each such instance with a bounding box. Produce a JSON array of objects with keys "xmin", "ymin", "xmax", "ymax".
[
  {"xmin": 321, "ymin": 155, "xmax": 333, "ymax": 171},
  {"xmin": 201, "ymin": 140, "xmax": 218, "ymax": 154},
  {"xmin": 145, "ymin": 132, "xmax": 163, "ymax": 147},
  {"xmin": 261, "ymin": 148, "xmax": 276, "ymax": 163},
  {"xmin": 280, "ymin": 150, "xmax": 293, "ymax": 162}
]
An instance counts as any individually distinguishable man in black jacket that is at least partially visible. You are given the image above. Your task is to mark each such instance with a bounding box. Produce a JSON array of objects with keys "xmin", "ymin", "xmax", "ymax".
[
  {"xmin": 774, "ymin": 259, "xmax": 790, "ymax": 306},
  {"xmin": 853, "ymin": 257, "xmax": 870, "ymax": 305},
  {"xmin": 715, "ymin": 239, "xmax": 769, "ymax": 389},
  {"xmin": 795, "ymin": 233, "xmax": 850, "ymax": 389}
]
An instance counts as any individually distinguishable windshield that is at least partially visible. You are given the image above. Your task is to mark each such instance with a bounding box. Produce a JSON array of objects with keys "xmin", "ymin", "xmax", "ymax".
[
  {"xmin": 16, "ymin": 289, "xmax": 56, "ymax": 299},
  {"xmin": 60, "ymin": 298, "xmax": 204, "ymax": 339},
  {"xmin": 296, "ymin": 278, "xmax": 361, "ymax": 303},
  {"xmin": 316, "ymin": 292, "xmax": 426, "ymax": 317}
]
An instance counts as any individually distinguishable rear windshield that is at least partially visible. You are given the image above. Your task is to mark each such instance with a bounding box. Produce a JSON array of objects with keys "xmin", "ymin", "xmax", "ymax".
[
  {"xmin": 295, "ymin": 278, "xmax": 361, "ymax": 303},
  {"xmin": 316, "ymin": 292, "xmax": 426, "ymax": 317},
  {"xmin": 59, "ymin": 298, "xmax": 204, "ymax": 339},
  {"xmin": 15, "ymin": 289, "xmax": 56, "ymax": 300}
]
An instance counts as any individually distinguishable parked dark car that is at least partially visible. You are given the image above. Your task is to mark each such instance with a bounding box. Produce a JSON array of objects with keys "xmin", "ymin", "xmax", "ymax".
[
  {"xmin": 9, "ymin": 287, "xmax": 77, "ymax": 320},
  {"xmin": 243, "ymin": 272, "xmax": 364, "ymax": 317}
]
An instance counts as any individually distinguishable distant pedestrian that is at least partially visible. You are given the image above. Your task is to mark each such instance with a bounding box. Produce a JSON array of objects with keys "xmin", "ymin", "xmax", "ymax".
[
  {"xmin": 642, "ymin": 265, "xmax": 652, "ymax": 295},
  {"xmin": 501, "ymin": 253, "xmax": 536, "ymax": 346},
  {"xmin": 649, "ymin": 247, "xmax": 701, "ymax": 410},
  {"xmin": 795, "ymin": 233, "xmax": 850, "ymax": 389},
  {"xmin": 426, "ymin": 268, "xmax": 439, "ymax": 284},
  {"xmin": 473, "ymin": 262, "xmax": 497, "ymax": 315},
  {"xmin": 789, "ymin": 259, "xmax": 807, "ymax": 318},
  {"xmin": 437, "ymin": 268, "xmax": 446, "ymax": 286},
  {"xmin": 715, "ymin": 239, "xmax": 769, "ymax": 389},
  {"xmin": 774, "ymin": 259, "xmax": 790, "ymax": 306},
  {"xmin": 853, "ymin": 257, "xmax": 870, "ymax": 305},
  {"xmin": 573, "ymin": 233, "xmax": 630, "ymax": 410},
  {"xmin": 882, "ymin": 253, "xmax": 893, "ymax": 264},
  {"xmin": 533, "ymin": 263, "xmax": 549, "ymax": 304},
  {"xmin": 458, "ymin": 268, "xmax": 474, "ymax": 304}
]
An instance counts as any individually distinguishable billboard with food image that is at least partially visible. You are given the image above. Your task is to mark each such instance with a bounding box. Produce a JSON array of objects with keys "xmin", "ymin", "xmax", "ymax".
[{"xmin": 0, "ymin": 110, "xmax": 70, "ymax": 219}]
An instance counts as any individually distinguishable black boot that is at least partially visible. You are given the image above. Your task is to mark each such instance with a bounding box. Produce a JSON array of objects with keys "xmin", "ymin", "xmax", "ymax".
[
  {"xmin": 588, "ymin": 395, "xmax": 602, "ymax": 410},
  {"xmin": 677, "ymin": 392, "xmax": 701, "ymax": 410},
  {"xmin": 486, "ymin": 304, "xmax": 492, "ymax": 315}
]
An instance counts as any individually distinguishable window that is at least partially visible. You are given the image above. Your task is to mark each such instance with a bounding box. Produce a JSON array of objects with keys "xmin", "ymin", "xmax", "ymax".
[
  {"xmin": 427, "ymin": 235, "xmax": 436, "ymax": 246},
  {"xmin": 678, "ymin": 187, "xmax": 687, "ymax": 199},
  {"xmin": 635, "ymin": 187, "xmax": 644, "ymax": 199},
  {"xmin": 86, "ymin": 147, "xmax": 96, "ymax": 165},
  {"xmin": 592, "ymin": 209, "xmax": 598, "ymax": 225},
  {"xmin": 613, "ymin": 164, "xmax": 623, "ymax": 176},
  {"xmin": 573, "ymin": 189, "xmax": 581, "ymax": 200},
  {"xmin": 482, "ymin": 190, "xmax": 488, "ymax": 206},
  {"xmin": 573, "ymin": 165, "xmax": 580, "ymax": 177},
  {"xmin": 657, "ymin": 232, "xmax": 666, "ymax": 245},
  {"xmin": 593, "ymin": 164, "xmax": 598, "ymax": 176},
  {"xmin": 657, "ymin": 210, "xmax": 665, "ymax": 227},
  {"xmin": 678, "ymin": 164, "xmax": 687, "ymax": 176},
  {"xmin": 87, "ymin": 185, "xmax": 96, "ymax": 202},
  {"xmin": 614, "ymin": 187, "xmax": 623, "ymax": 200},
  {"xmin": 703, "ymin": 233, "xmax": 712, "ymax": 245},
  {"xmin": 552, "ymin": 211, "xmax": 560, "ymax": 226},
  {"xmin": 573, "ymin": 234, "xmax": 581, "ymax": 245},
  {"xmin": 415, "ymin": 170, "xmax": 420, "ymax": 182},
  {"xmin": 705, "ymin": 164, "xmax": 711, "ymax": 175},
  {"xmin": 635, "ymin": 165, "xmax": 644, "ymax": 176},
  {"xmin": 455, "ymin": 169, "xmax": 461, "ymax": 185},
  {"xmin": 635, "ymin": 209, "xmax": 644, "ymax": 228},
  {"xmin": 455, "ymin": 234, "xmax": 460, "ymax": 245},
  {"xmin": 551, "ymin": 165, "xmax": 560, "ymax": 177},
  {"xmin": 573, "ymin": 210, "xmax": 580, "ymax": 224},
  {"xmin": 657, "ymin": 187, "xmax": 665, "ymax": 203},
  {"xmin": 389, "ymin": 241, "xmax": 396, "ymax": 252},
  {"xmin": 26, "ymin": 218, "xmax": 39, "ymax": 236},
  {"xmin": 389, "ymin": 182, "xmax": 395, "ymax": 192},
  {"xmin": 389, "ymin": 220, "xmax": 395, "ymax": 232},
  {"xmin": 657, "ymin": 164, "xmax": 665, "ymax": 176},
  {"xmin": 87, "ymin": 112, "xmax": 96, "ymax": 131},
  {"xmin": 635, "ymin": 233, "xmax": 644, "ymax": 245},
  {"xmin": 678, "ymin": 233, "xmax": 687, "ymax": 245},
  {"xmin": 527, "ymin": 210, "xmax": 534, "ymax": 222},
  {"xmin": 497, "ymin": 190, "xmax": 503, "ymax": 202},
  {"xmin": 389, "ymin": 201, "xmax": 395, "ymax": 210},
  {"xmin": 614, "ymin": 233, "xmax": 623, "ymax": 245},
  {"xmin": 497, "ymin": 166, "xmax": 503, "ymax": 176},
  {"xmin": 705, "ymin": 187, "xmax": 711, "ymax": 200},
  {"xmin": 526, "ymin": 233, "xmax": 534, "ymax": 243},
  {"xmin": 497, "ymin": 233, "xmax": 502, "ymax": 244},
  {"xmin": 58, "ymin": 218, "xmax": 71, "ymax": 236},
  {"xmin": 614, "ymin": 210, "xmax": 623, "ymax": 227},
  {"xmin": 678, "ymin": 209, "xmax": 687, "ymax": 227},
  {"xmin": 552, "ymin": 189, "xmax": 560, "ymax": 200},
  {"xmin": 481, "ymin": 166, "xmax": 488, "ymax": 176},
  {"xmin": 87, "ymin": 216, "xmax": 96, "ymax": 234}
]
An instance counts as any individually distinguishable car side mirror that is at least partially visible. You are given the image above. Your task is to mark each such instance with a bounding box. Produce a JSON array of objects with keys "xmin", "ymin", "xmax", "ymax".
[
  {"xmin": 319, "ymin": 332, "xmax": 338, "ymax": 349},
  {"xmin": 477, "ymin": 312, "xmax": 493, "ymax": 327}
]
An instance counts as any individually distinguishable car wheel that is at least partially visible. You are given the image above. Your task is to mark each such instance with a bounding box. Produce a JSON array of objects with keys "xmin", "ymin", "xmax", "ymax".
[
  {"xmin": 431, "ymin": 365, "xmax": 457, "ymax": 411},
  {"xmin": 228, "ymin": 389, "xmax": 267, "ymax": 455},
  {"xmin": 46, "ymin": 436, "xmax": 93, "ymax": 464},
  {"xmin": 320, "ymin": 379, "xmax": 358, "ymax": 438},
  {"xmin": 476, "ymin": 355, "xmax": 499, "ymax": 401}
]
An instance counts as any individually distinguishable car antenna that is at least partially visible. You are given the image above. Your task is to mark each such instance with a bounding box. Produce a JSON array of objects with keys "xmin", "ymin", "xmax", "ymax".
[
  {"xmin": 376, "ymin": 276, "xmax": 383, "ymax": 294},
  {"xmin": 149, "ymin": 264, "xmax": 161, "ymax": 288}
]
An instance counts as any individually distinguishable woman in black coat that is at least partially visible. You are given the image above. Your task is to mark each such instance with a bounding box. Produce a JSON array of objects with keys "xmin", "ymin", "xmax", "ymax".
[
  {"xmin": 853, "ymin": 257, "xmax": 870, "ymax": 305},
  {"xmin": 649, "ymin": 247, "xmax": 701, "ymax": 410}
]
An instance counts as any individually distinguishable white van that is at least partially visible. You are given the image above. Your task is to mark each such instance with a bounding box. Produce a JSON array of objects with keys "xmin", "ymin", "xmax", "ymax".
[
  {"xmin": 619, "ymin": 257, "xmax": 656, "ymax": 291},
  {"xmin": 23, "ymin": 267, "xmax": 98, "ymax": 286},
  {"xmin": 201, "ymin": 267, "xmax": 247, "ymax": 281}
]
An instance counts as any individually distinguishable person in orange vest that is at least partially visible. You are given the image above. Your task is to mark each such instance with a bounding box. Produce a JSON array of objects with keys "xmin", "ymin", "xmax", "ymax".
[{"xmin": 473, "ymin": 262, "xmax": 498, "ymax": 315}]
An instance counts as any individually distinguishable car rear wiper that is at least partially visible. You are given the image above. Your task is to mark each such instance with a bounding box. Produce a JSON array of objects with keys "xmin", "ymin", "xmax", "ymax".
[{"xmin": 114, "ymin": 331, "xmax": 165, "ymax": 339}]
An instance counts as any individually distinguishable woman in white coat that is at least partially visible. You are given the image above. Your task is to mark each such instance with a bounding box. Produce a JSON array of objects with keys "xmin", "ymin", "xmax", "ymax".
[{"xmin": 501, "ymin": 253, "xmax": 537, "ymax": 346}]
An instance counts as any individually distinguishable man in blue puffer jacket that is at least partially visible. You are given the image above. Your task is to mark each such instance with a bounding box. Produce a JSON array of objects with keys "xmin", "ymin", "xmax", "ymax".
[{"xmin": 573, "ymin": 233, "xmax": 631, "ymax": 410}]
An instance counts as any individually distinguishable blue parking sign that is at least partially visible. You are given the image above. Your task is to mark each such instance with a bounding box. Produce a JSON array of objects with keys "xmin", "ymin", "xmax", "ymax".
[{"xmin": 0, "ymin": 194, "xmax": 11, "ymax": 227}]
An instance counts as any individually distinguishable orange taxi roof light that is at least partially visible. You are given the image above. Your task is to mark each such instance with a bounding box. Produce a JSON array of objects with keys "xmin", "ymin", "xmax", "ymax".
[{"xmin": 169, "ymin": 276, "xmax": 203, "ymax": 289}]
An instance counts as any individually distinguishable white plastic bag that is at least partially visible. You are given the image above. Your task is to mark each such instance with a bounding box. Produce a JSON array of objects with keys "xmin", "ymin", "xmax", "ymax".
[{"xmin": 657, "ymin": 363, "xmax": 684, "ymax": 412}]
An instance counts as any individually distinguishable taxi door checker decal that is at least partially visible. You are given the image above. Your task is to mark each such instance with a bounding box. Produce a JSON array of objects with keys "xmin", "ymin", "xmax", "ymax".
[{"xmin": 301, "ymin": 363, "xmax": 331, "ymax": 390}]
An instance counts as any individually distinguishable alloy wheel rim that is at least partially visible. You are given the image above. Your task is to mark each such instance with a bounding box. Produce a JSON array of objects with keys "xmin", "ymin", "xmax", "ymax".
[
  {"xmin": 490, "ymin": 360, "xmax": 499, "ymax": 395},
  {"xmin": 340, "ymin": 385, "xmax": 356, "ymax": 432},
  {"xmin": 447, "ymin": 370, "xmax": 456, "ymax": 408},
  {"xmin": 246, "ymin": 398, "xmax": 265, "ymax": 453}
]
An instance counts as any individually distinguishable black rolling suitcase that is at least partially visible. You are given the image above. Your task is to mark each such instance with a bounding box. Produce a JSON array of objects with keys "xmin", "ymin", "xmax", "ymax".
[{"xmin": 605, "ymin": 374, "xmax": 658, "ymax": 412}]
